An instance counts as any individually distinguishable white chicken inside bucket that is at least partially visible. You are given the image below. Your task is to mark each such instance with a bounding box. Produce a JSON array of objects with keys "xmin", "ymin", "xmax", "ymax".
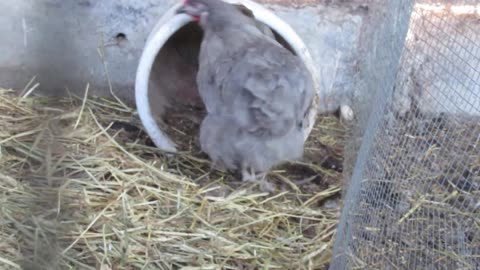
[{"xmin": 135, "ymin": 0, "xmax": 320, "ymax": 154}]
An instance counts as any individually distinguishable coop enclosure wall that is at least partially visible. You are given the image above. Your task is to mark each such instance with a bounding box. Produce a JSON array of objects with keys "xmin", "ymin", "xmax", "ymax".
[
  {"xmin": 0, "ymin": 0, "xmax": 369, "ymax": 114},
  {"xmin": 331, "ymin": 0, "xmax": 480, "ymax": 269}
]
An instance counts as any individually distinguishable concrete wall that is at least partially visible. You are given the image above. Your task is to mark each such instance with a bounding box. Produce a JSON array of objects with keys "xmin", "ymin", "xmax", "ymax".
[
  {"xmin": 0, "ymin": 0, "xmax": 368, "ymax": 114},
  {"xmin": 0, "ymin": 0, "xmax": 176, "ymax": 98},
  {"xmin": 2, "ymin": 1, "xmax": 479, "ymax": 117}
]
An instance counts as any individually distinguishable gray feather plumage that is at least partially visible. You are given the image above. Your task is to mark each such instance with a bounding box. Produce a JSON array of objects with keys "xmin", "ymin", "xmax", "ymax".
[{"xmin": 194, "ymin": 0, "xmax": 315, "ymax": 174}]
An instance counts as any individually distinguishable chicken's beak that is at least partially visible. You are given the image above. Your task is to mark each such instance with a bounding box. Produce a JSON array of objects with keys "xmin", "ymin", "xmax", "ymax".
[
  {"xmin": 175, "ymin": 5, "xmax": 201, "ymax": 22},
  {"xmin": 175, "ymin": 5, "xmax": 197, "ymax": 16},
  {"xmin": 175, "ymin": 5, "xmax": 188, "ymax": 15}
]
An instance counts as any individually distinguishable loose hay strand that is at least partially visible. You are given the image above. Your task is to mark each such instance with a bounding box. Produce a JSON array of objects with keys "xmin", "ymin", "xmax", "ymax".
[{"xmin": 74, "ymin": 83, "xmax": 90, "ymax": 130}]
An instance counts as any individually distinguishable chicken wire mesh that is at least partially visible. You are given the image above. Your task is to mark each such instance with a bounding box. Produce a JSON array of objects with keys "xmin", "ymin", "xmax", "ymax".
[{"xmin": 331, "ymin": 0, "xmax": 480, "ymax": 269}]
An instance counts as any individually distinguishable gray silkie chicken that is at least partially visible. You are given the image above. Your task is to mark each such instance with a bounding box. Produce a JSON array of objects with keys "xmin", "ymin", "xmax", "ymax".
[{"xmin": 176, "ymin": 0, "xmax": 315, "ymax": 191}]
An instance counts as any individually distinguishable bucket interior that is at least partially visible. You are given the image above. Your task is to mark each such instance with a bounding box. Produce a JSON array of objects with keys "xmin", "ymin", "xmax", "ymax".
[{"xmin": 147, "ymin": 6, "xmax": 297, "ymax": 151}]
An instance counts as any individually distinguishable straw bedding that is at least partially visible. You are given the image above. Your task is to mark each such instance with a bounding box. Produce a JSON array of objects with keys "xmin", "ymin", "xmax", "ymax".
[{"xmin": 0, "ymin": 88, "xmax": 347, "ymax": 270}]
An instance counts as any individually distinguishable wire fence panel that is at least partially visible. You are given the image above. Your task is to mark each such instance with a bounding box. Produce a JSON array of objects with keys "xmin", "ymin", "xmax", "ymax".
[{"xmin": 331, "ymin": 1, "xmax": 480, "ymax": 269}]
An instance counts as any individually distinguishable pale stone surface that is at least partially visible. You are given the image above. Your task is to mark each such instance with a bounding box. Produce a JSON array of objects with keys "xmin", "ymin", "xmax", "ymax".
[{"xmin": 0, "ymin": 0, "xmax": 365, "ymax": 115}]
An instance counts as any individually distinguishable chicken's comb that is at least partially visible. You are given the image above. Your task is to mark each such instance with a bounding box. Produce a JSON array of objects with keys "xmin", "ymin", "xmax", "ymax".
[{"xmin": 183, "ymin": 0, "xmax": 190, "ymax": 4}]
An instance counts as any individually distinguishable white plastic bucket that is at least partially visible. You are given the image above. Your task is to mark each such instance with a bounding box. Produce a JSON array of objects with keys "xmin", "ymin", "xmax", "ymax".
[{"xmin": 135, "ymin": 0, "xmax": 320, "ymax": 153}]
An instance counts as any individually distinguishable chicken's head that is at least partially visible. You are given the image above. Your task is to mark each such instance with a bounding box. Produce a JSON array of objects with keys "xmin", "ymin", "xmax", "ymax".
[
  {"xmin": 176, "ymin": 0, "xmax": 210, "ymax": 23},
  {"xmin": 176, "ymin": 0, "xmax": 254, "ymax": 30}
]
